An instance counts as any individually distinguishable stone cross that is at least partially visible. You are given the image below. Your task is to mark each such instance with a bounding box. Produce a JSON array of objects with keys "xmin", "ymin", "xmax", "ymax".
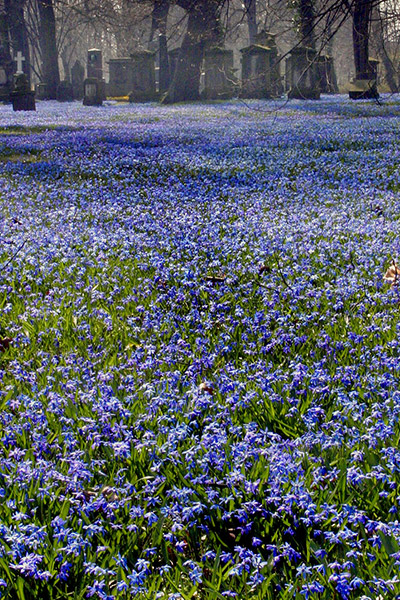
[{"xmin": 14, "ymin": 51, "xmax": 25, "ymax": 74}]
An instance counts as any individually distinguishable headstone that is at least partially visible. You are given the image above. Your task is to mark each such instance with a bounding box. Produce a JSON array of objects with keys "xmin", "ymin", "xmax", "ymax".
[
  {"xmin": 0, "ymin": 66, "xmax": 9, "ymax": 102},
  {"xmin": 128, "ymin": 50, "xmax": 157, "ymax": 102},
  {"xmin": 203, "ymin": 47, "xmax": 236, "ymax": 100},
  {"xmin": 240, "ymin": 44, "xmax": 272, "ymax": 98},
  {"xmin": 348, "ymin": 58, "xmax": 379, "ymax": 100},
  {"xmin": 256, "ymin": 31, "xmax": 283, "ymax": 97},
  {"xmin": 11, "ymin": 73, "xmax": 35, "ymax": 111},
  {"xmin": 14, "ymin": 51, "xmax": 25, "ymax": 75},
  {"xmin": 71, "ymin": 60, "xmax": 84, "ymax": 100},
  {"xmin": 286, "ymin": 47, "xmax": 320, "ymax": 100},
  {"xmin": 35, "ymin": 83, "xmax": 48, "ymax": 100},
  {"xmin": 87, "ymin": 49, "xmax": 105, "ymax": 100},
  {"xmin": 316, "ymin": 54, "xmax": 338, "ymax": 94},
  {"xmin": 348, "ymin": 78, "xmax": 378, "ymax": 99},
  {"xmin": 83, "ymin": 77, "xmax": 103, "ymax": 106},
  {"xmin": 168, "ymin": 47, "xmax": 181, "ymax": 83},
  {"xmin": 87, "ymin": 49, "xmax": 103, "ymax": 80},
  {"xmin": 57, "ymin": 80, "xmax": 74, "ymax": 101},
  {"xmin": 108, "ymin": 58, "xmax": 132, "ymax": 97}
]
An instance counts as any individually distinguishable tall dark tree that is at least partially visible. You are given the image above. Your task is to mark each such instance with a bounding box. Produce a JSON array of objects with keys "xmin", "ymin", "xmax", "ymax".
[
  {"xmin": 163, "ymin": 0, "xmax": 225, "ymax": 103},
  {"xmin": 244, "ymin": 0, "xmax": 257, "ymax": 45},
  {"xmin": 352, "ymin": 0, "xmax": 374, "ymax": 78},
  {"xmin": 0, "ymin": 13, "xmax": 13, "ymax": 87},
  {"xmin": 298, "ymin": 0, "xmax": 316, "ymax": 49},
  {"xmin": 372, "ymin": 7, "xmax": 398, "ymax": 92},
  {"xmin": 5, "ymin": 0, "xmax": 31, "ymax": 83},
  {"xmin": 149, "ymin": 0, "xmax": 170, "ymax": 94},
  {"xmin": 37, "ymin": 0, "xmax": 60, "ymax": 97}
]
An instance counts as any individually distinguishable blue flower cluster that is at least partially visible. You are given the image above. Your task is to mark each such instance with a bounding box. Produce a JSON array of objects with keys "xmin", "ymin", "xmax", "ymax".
[{"xmin": 0, "ymin": 96, "xmax": 399, "ymax": 598}]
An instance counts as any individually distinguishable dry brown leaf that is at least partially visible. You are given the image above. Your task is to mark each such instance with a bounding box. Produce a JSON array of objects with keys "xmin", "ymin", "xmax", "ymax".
[
  {"xmin": 384, "ymin": 262, "xmax": 400, "ymax": 287},
  {"xmin": 258, "ymin": 263, "xmax": 272, "ymax": 276},
  {"xmin": 199, "ymin": 382, "xmax": 214, "ymax": 395},
  {"xmin": 0, "ymin": 337, "xmax": 13, "ymax": 352},
  {"xmin": 205, "ymin": 274, "xmax": 226, "ymax": 283}
]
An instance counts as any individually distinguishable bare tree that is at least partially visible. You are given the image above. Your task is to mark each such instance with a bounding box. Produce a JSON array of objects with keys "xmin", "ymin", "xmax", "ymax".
[
  {"xmin": 37, "ymin": 0, "xmax": 60, "ymax": 96},
  {"xmin": 5, "ymin": 0, "xmax": 32, "ymax": 83},
  {"xmin": 244, "ymin": 0, "xmax": 257, "ymax": 44},
  {"xmin": 163, "ymin": 0, "xmax": 226, "ymax": 103}
]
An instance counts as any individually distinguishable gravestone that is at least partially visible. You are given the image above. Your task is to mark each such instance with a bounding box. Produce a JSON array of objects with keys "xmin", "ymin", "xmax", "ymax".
[
  {"xmin": 87, "ymin": 49, "xmax": 103, "ymax": 80},
  {"xmin": 348, "ymin": 78, "xmax": 378, "ymax": 99},
  {"xmin": 83, "ymin": 77, "xmax": 103, "ymax": 106},
  {"xmin": 128, "ymin": 50, "xmax": 156, "ymax": 102},
  {"xmin": 57, "ymin": 80, "xmax": 74, "ymax": 101},
  {"xmin": 108, "ymin": 58, "xmax": 132, "ymax": 97},
  {"xmin": 71, "ymin": 60, "xmax": 84, "ymax": 100},
  {"xmin": 286, "ymin": 47, "xmax": 320, "ymax": 100},
  {"xmin": 35, "ymin": 83, "xmax": 48, "ymax": 100},
  {"xmin": 87, "ymin": 49, "xmax": 105, "ymax": 100},
  {"xmin": 256, "ymin": 31, "xmax": 282, "ymax": 97},
  {"xmin": 240, "ymin": 44, "xmax": 272, "ymax": 98},
  {"xmin": 316, "ymin": 54, "xmax": 338, "ymax": 94},
  {"xmin": 203, "ymin": 47, "xmax": 236, "ymax": 100},
  {"xmin": 11, "ymin": 73, "xmax": 35, "ymax": 111},
  {"xmin": 348, "ymin": 59, "xmax": 379, "ymax": 99},
  {"xmin": 168, "ymin": 47, "xmax": 181, "ymax": 83},
  {"xmin": 0, "ymin": 65, "xmax": 9, "ymax": 102}
]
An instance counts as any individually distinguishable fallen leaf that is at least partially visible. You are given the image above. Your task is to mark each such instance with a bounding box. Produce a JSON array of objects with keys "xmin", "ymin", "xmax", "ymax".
[
  {"xmin": 384, "ymin": 262, "xmax": 400, "ymax": 286},
  {"xmin": 0, "ymin": 337, "xmax": 13, "ymax": 352},
  {"xmin": 258, "ymin": 264, "xmax": 271, "ymax": 275},
  {"xmin": 101, "ymin": 487, "xmax": 118, "ymax": 501},
  {"xmin": 205, "ymin": 274, "xmax": 226, "ymax": 283},
  {"xmin": 199, "ymin": 382, "xmax": 214, "ymax": 395}
]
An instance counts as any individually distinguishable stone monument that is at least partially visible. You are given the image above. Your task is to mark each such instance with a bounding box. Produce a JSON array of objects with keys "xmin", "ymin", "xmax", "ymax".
[
  {"xmin": 86, "ymin": 49, "xmax": 105, "ymax": 100},
  {"xmin": 83, "ymin": 77, "xmax": 103, "ymax": 106},
  {"xmin": 108, "ymin": 58, "xmax": 132, "ymax": 97},
  {"xmin": 35, "ymin": 83, "xmax": 48, "ymax": 100},
  {"xmin": 203, "ymin": 47, "xmax": 236, "ymax": 100},
  {"xmin": 0, "ymin": 64, "xmax": 9, "ymax": 102},
  {"xmin": 11, "ymin": 72, "xmax": 35, "ymax": 111},
  {"xmin": 240, "ymin": 44, "xmax": 272, "ymax": 98},
  {"xmin": 71, "ymin": 60, "xmax": 84, "ymax": 100},
  {"xmin": 57, "ymin": 80, "xmax": 74, "ymax": 101},
  {"xmin": 256, "ymin": 31, "xmax": 283, "ymax": 97},
  {"xmin": 348, "ymin": 59, "xmax": 379, "ymax": 100},
  {"xmin": 128, "ymin": 50, "xmax": 157, "ymax": 102},
  {"xmin": 315, "ymin": 55, "xmax": 338, "ymax": 94},
  {"xmin": 286, "ymin": 46, "xmax": 320, "ymax": 100}
]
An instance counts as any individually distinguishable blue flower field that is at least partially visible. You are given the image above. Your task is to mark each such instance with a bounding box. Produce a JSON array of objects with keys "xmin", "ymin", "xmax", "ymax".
[{"xmin": 0, "ymin": 96, "xmax": 400, "ymax": 599}]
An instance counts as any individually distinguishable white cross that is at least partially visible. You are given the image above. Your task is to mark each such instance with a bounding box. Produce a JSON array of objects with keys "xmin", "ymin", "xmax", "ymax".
[{"xmin": 14, "ymin": 51, "xmax": 25, "ymax": 74}]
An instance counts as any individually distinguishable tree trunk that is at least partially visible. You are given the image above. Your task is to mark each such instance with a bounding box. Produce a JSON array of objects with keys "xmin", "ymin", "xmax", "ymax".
[
  {"xmin": 163, "ymin": 0, "xmax": 224, "ymax": 103},
  {"xmin": 372, "ymin": 6, "xmax": 398, "ymax": 92},
  {"xmin": 159, "ymin": 33, "xmax": 169, "ymax": 94},
  {"xmin": 5, "ymin": 0, "xmax": 31, "ymax": 85},
  {"xmin": 352, "ymin": 0, "xmax": 373, "ymax": 79},
  {"xmin": 0, "ymin": 13, "xmax": 13, "ymax": 87},
  {"xmin": 149, "ymin": 0, "xmax": 170, "ymax": 94},
  {"xmin": 244, "ymin": 0, "xmax": 257, "ymax": 45},
  {"xmin": 37, "ymin": 0, "xmax": 60, "ymax": 98},
  {"xmin": 298, "ymin": 0, "xmax": 315, "ymax": 49}
]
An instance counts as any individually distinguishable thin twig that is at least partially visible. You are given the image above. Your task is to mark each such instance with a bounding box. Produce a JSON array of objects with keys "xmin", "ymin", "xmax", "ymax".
[
  {"xmin": 0, "ymin": 240, "xmax": 27, "ymax": 273},
  {"xmin": 273, "ymin": 251, "xmax": 295, "ymax": 292}
]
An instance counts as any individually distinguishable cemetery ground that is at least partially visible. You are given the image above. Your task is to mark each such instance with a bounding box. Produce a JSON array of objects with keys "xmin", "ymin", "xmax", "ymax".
[{"xmin": 1, "ymin": 96, "xmax": 400, "ymax": 600}]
